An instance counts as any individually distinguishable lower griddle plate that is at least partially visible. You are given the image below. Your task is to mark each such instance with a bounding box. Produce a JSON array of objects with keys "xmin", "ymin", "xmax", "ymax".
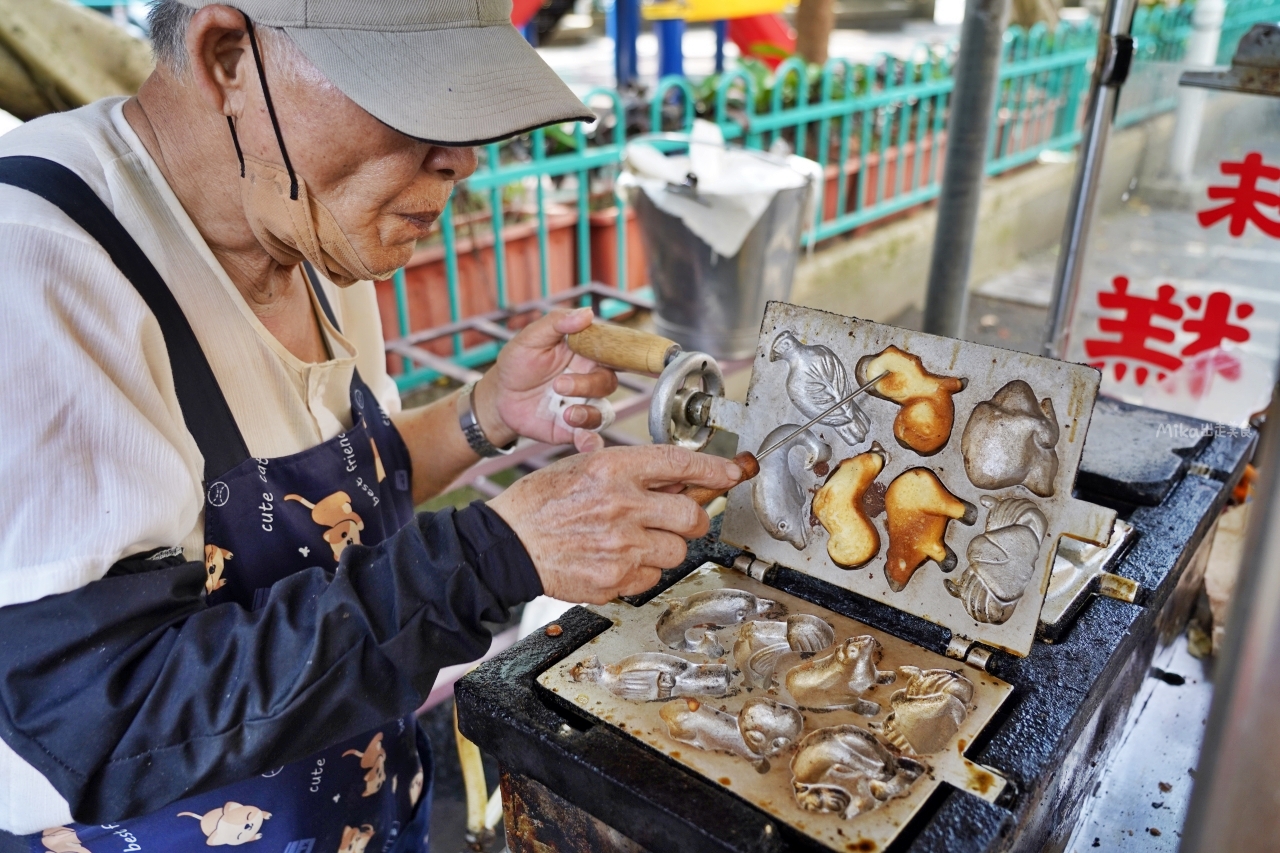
[{"xmin": 538, "ymin": 564, "xmax": 1012, "ymax": 853}]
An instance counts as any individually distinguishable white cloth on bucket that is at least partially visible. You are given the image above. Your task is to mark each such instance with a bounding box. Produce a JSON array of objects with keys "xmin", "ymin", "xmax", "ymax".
[{"xmin": 620, "ymin": 120, "xmax": 820, "ymax": 259}]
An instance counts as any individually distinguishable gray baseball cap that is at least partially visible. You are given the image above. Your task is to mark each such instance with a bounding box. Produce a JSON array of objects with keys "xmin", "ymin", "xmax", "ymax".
[{"xmin": 178, "ymin": 0, "xmax": 594, "ymax": 145}]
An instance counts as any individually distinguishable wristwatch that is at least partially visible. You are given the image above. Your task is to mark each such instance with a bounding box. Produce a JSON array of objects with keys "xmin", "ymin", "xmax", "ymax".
[{"xmin": 457, "ymin": 381, "xmax": 516, "ymax": 458}]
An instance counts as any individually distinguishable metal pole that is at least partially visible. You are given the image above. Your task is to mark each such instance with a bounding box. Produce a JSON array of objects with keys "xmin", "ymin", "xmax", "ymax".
[
  {"xmin": 1169, "ymin": 0, "xmax": 1225, "ymax": 181},
  {"xmin": 627, "ymin": 0, "xmax": 641, "ymax": 82},
  {"xmin": 657, "ymin": 18, "xmax": 686, "ymax": 79},
  {"xmin": 1179, "ymin": 388, "xmax": 1280, "ymax": 852},
  {"xmin": 615, "ymin": 0, "xmax": 640, "ymax": 89},
  {"xmin": 922, "ymin": 0, "xmax": 1009, "ymax": 338},
  {"xmin": 1041, "ymin": 0, "xmax": 1137, "ymax": 358},
  {"xmin": 714, "ymin": 19, "xmax": 728, "ymax": 73}
]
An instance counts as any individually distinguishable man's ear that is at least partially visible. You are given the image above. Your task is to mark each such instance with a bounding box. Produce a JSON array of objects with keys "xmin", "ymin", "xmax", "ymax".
[{"xmin": 185, "ymin": 4, "xmax": 254, "ymax": 119}]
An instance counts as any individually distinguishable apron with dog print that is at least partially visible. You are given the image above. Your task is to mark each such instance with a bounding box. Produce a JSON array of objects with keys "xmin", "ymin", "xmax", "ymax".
[{"xmin": 31, "ymin": 272, "xmax": 429, "ymax": 853}]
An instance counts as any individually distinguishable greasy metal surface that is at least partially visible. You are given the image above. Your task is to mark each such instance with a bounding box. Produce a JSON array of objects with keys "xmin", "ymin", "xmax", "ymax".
[
  {"xmin": 1039, "ymin": 519, "xmax": 1137, "ymax": 641},
  {"xmin": 721, "ymin": 303, "xmax": 1117, "ymax": 657},
  {"xmin": 1181, "ymin": 23, "xmax": 1280, "ymax": 96},
  {"xmin": 537, "ymin": 564, "xmax": 1013, "ymax": 853},
  {"xmin": 456, "ymin": 426, "xmax": 1250, "ymax": 853}
]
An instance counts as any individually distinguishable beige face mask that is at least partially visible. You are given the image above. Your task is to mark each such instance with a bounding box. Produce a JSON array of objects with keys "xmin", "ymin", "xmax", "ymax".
[
  {"xmin": 230, "ymin": 16, "xmax": 387, "ymax": 288},
  {"xmin": 238, "ymin": 152, "xmax": 384, "ymax": 287}
]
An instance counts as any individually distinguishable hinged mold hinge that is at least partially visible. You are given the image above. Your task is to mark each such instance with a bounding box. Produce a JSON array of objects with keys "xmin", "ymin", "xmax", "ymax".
[
  {"xmin": 946, "ymin": 634, "xmax": 995, "ymax": 671},
  {"xmin": 1186, "ymin": 461, "xmax": 1215, "ymax": 479},
  {"xmin": 731, "ymin": 553, "xmax": 776, "ymax": 583}
]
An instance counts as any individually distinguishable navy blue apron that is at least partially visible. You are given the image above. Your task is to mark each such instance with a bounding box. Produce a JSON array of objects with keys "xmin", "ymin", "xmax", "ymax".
[{"xmin": 0, "ymin": 159, "xmax": 431, "ymax": 853}]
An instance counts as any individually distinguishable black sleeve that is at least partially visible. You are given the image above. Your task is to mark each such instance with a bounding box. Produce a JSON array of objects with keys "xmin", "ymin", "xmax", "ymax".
[{"xmin": 0, "ymin": 501, "xmax": 541, "ymax": 825}]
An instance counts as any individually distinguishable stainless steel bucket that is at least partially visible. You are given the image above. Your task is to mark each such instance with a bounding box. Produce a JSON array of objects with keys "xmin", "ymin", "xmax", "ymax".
[{"xmin": 634, "ymin": 179, "xmax": 812, "ymax": 360}]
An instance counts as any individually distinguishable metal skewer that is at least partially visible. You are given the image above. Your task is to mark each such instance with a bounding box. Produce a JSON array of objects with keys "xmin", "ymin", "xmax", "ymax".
[{"xmin": 755, "ymin": 371, "xmax": 889, "ymax": 460}]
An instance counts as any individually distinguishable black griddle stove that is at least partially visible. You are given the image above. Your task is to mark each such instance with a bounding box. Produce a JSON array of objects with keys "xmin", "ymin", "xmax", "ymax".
[{"xmin": 457, "ymin": 305, "xmax": 1253, "ymax": 853}]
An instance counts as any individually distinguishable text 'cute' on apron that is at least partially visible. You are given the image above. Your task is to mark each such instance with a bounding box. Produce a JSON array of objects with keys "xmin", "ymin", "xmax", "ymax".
[{"xmin": 1, "ymin": 159, "xmax": 431, "ymax": 853}]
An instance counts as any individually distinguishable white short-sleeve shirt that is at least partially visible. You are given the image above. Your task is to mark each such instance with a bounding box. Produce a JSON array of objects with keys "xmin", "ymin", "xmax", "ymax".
[{"xmin": 0, "ymin": 97, "xmax": 402, "ymax": 834}]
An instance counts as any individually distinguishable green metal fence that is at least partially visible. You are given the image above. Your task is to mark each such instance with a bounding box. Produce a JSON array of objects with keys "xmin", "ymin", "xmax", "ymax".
[
  {"xmin": 1219, "ymin": 0, "xmax": 1280, "ymax": 62},
  {"xmin": 67, "ymin": 0, "xmax": 1280, "ymax": 395},
  {"xmin": 385, "ymin": 14, "xmax": 1182, "ymax": 392}
]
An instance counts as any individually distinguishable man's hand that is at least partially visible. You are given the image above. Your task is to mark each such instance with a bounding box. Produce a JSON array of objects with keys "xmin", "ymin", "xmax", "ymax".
[
  {"xmin": 473, "ymin": 307, "xmax": 617, "ymax": 454},
  {"xmin": 488, "ymin": 445, "xmax": 745, "ymax": 603}
]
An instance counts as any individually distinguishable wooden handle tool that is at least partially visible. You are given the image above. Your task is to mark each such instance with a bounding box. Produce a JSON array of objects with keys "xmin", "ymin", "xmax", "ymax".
[
  {"xmin": 568, "ymin": 321, "xmax": 750, "ymax": 505},
  {"xmin": 567, "ymin": 321, "xmax": 682, "ymax": 375},
  {"xmin": 681, "ymin": 451, "xmax": 761, "ymax": 506}
]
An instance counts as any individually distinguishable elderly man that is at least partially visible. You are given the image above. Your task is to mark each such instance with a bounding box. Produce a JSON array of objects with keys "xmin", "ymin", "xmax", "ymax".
[{"xmin": 0, "ymin": 1, "xmax": 743, "ymax": 850}]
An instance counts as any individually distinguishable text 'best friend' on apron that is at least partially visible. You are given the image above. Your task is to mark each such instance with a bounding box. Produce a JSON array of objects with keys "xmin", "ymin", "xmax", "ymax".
[{"xmin": 0, "ymin": 157, "xmax": 430, "ymax": 853}]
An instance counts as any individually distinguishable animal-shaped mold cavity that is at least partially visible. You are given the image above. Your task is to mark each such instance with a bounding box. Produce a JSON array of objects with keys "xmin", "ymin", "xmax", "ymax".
[
  {"xmin": 857, "ymin": 346, "xmax": 966, "ymax": 455},
  {"xmin": 790, "ymin": 726, "xmax": 926, "ymax": 819},
  {"xmin": 734, "ymin": 614, "xmax": 837, "ymax": 688},
  {"xmin": 752, "ymin": 424, "xmax": 832, "ymax": 550},
  {"xmin": 656, "ymin": 588, "xmax": 784, "ymax": 657},
  {"xmin": 570, "ymin": 652, "xmax": 732, "ymax": 702},
  {"xmin": 660, "ymin": 697, "xmax": 804, "ymax": 766},
  {"xmin": 771, "ymin": 331, "xmax": 871, "ymax": 446},
  {"xmin": 813, "ymin": 446, "xmax": 886, "ymax": 569},
  {"xmin": 784, "ymin": 635, "xmax": 896, "ymax": 715},
  {"xmin": 884, "ymin": 469, "xmax": 977, "ymax": 592},
  {"xmin": 946, "ymin": 496, "xmax": 1048, "ymax": 624},
  {"xmin": 882, "ymin": 667, "xmax": 975, "ymax": 755},
  {"xmin": 961, "ymin": 380, "xmax": 1061, "ymax": 496}
]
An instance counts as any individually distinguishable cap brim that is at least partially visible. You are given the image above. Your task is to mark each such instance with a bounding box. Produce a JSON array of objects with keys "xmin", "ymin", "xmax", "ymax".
[{"xmin": 284, "ymin": 23, "xmax": 594, "ymax": 146}]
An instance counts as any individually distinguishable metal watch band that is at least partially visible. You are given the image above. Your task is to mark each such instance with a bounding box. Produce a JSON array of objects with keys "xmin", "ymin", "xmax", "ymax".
[{"xmin": 457, "ymin": 381, "xmax": 515, "ymax": 458}]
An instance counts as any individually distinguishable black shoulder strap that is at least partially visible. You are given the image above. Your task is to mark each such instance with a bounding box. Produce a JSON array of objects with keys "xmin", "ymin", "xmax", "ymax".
[
  {"xmin": 302, "ymin": 261, "xmax": 341, "ymax": 331},
  {"xmin": 0, "ymin": 156, "xmax": 250, "ymax": 482}
]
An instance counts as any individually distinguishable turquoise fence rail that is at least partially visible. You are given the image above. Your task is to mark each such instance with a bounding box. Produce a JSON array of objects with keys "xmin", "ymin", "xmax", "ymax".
[
  {"xmin": 385, "ymin": 10, "xmax": 1211, "ymax": 393},
  {"xmin": 1218, "ymin": 0, "xmax": 1280, "ymax": 62}
]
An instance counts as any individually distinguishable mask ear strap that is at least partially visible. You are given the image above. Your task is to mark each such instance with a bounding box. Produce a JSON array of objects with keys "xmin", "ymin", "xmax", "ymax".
[
  {"xmin": 243, "ymin": 14, "xmax": 300, "ymax": 200},
  {"xmin": 227, "ymin": 117, "xmax": 245, "ymax": 177}
]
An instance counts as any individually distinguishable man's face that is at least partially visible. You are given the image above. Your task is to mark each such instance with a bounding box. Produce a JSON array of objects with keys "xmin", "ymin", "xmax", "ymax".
[{"xmin": 232, "ymin": 32, "xmax": 477, "ymax": 277}]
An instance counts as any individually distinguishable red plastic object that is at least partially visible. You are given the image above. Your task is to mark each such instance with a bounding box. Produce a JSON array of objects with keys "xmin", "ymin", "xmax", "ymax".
[
  {"xmin": 512, "ymin": 0, "xmax": 542, "ymax": 28},
  {"xmin": 727, "ymin": 14, "xmax": 795, "ymax": 68}
]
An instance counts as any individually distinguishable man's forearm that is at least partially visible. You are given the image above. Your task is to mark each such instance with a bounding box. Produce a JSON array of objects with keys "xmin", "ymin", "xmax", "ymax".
[{"xmin": 0, "ymin": 503, "xmax": 541, "ymax": 825}]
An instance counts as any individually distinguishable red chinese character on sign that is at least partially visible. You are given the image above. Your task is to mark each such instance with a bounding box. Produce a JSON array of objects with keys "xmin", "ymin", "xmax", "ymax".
[
  {"xmin": 1197, "ymin": 152, "xmax": 1280, "ymax": 238},
  {"xmin": 1084, "ymin": 277, "xmax": 1183, "ymax": 384},
  {"xmin": 1181, "ymin": 292, "xmax": 1253, "ymax": 356},
  {"xmin": 1083, "ymin": 277, "xmax": 1255, "ymax": 394}
]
